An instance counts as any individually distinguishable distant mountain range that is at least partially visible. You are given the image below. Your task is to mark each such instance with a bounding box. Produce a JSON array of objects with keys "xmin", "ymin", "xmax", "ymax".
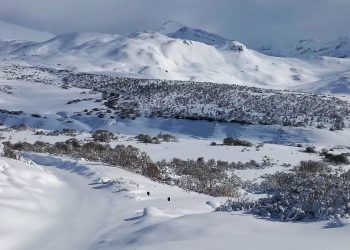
[
  {"xmin": 160, "ymin": 20, "xmax": 350, "ymax": 59},
  {"xmin": 257, "ymin": 37, "xmax": 350, "ymax": 58},
  {"xmin": 0, "ymin": 19, "xmax": 349, "ymax": 94}
]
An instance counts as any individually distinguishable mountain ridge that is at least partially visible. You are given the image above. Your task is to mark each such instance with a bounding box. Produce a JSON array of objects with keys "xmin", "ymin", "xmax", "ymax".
[{"xmin": 0, "ymin": 20, "xmax": 54, "ymax": 42}]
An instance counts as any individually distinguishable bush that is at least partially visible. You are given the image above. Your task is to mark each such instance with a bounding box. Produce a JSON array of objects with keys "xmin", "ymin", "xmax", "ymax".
[
  {"xmin": 223, "ymin": 137, "xmax": 252, "ymax": 147},
  {"xmin": 2, "ymin": 143, "xmax": 18, "ymax": 159},
  {"xmin": 305, "ymin": 146, "xmax": 316, "ymax": 153},
  {"xmin": 47, "ymin": 129, "xmax": 77, "ymax": 137},
  {"xmin": 31, "ymin": 113, "xmax": 41, "ymax": 118},
  {"xmin": 157, "ymin": 158, "xmax": 240, "ymax": 197},
  {"xmin": 4, "ymin": 140, "xmax": 247, "ymax": 197},
  {"xmin": 156, "ymin": 133, "xmax": 178, "ymax": 142},
  {"xmin": 296, "ymin": 160, "xmax": 331, "ymax": 174},
  {"xmin": 34, "ymin": 130, "xmax": 45, "ymax": 135},
  {"xmin": 142, "ymin": 163, "xmax": 162, "ymax": 181},
  {"xmin": 135, "ymin": 133, "xmax": 178, "ymax": 144},
  {"xmin": 92, "ymin": 130, "xmax": 116, "ymax": 142},
  {"xmin": 217, "ymin": 160, "xmax": 350, "ymax": 222},
  {"xmin": 10, "ymin": 124, "xmax": 29, "ymax": 131},
  {"xmin": 135, "ymin": 134, "xmax": 160, "ymax": 144},
  {"xmin": 323, "ymin": 153, "xmax": 349, "ymax": 165}
]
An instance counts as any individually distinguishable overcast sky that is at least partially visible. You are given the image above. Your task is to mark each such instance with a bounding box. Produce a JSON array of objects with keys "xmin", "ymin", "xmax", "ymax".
[{"xmin": 0, "ymin": 0, "xmax": 349, "ymax": 47}]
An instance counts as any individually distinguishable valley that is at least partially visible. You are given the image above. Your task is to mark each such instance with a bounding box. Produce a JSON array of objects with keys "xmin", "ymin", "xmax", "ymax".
[{"xmin": 0, "ymin": 17, "xmax": 350, "ymax": 250}]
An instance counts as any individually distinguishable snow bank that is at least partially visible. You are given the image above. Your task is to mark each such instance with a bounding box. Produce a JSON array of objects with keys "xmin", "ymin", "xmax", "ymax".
[{"xmin": 0, "ymin": 157, "xmax": 63, "ymax": 250}]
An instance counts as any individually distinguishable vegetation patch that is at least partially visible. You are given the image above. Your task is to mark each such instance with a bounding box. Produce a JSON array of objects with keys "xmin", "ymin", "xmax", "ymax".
[{"xmin": 217, "ymin": 160, "xmax": 350, "ymax": 222}]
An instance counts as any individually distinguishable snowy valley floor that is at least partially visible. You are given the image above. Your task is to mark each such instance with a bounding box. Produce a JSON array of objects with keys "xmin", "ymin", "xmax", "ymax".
[{"xmin": 0, "ymin": 75, "xmax": 350, "ymax": 250}]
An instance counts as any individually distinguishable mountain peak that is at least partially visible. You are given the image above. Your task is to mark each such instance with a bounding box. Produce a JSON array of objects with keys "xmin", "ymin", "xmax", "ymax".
[
  {"xmin": 157, "ymin": 20, "xmax": 185, "ymax": 35},
  {"xmin": 168, "ymin": 26, "xmax": 228, "ymax": 46}
]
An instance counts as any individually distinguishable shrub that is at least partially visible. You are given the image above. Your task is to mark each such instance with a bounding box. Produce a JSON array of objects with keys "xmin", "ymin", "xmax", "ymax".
[
  {"xmin": 34, "ymin": 130, "xmax": 45, "ymax": 135},
  {"xmin": 142, "ymin": 163, "xmax": 162, "ymax": 181},
  {"xmin": 31, "ymin": 113, "xmax": 41, "ymax": 118},
  {"xmin": 10, "ymin": 124, "xmax": 29, "ymax": 131},
  {"xmin": 296, "ymin": 160, "xmax": 331, "ymax": 174},
  {"xmin": 65, "ymin": 138, "xmax": 81, "ymax": 148},
  {"xmin": 92, "ymin": 130, "xmax": 116, "ymax": 142},
  {"xmin": 305, "ymin": 146, "xmax": 316, "ymax": 153},
  {"xmin": 135, "ymin": 134, "xmax": 160, "ymax": 144},
  {"xmin": 156, "ymin": 133, "xmax": 178, "ymax": 142},
  {"xmin": 323, "ymin": 153, "xmax": 349, "ymax": 165},
  {"xmin": 217, "ymin": 160, "xmax": 350, "ymax": 222},
  {"xmin": 157, "ymin": 158, "xmax": 241, "ymax": 197},
  {"xmin": 223, "ymin": 137, "xmax": 252, "ymax": 147},
  {"xmin": 47, "ymin": 129, "xmax": 77, "ymax": 137},
  {"xmin": 2, "ymin": 143, "xmax": 18, "ymax": 159},
  {"xmin": 4, "ymin": 140, "xmax": 245, "ymax": 197}
]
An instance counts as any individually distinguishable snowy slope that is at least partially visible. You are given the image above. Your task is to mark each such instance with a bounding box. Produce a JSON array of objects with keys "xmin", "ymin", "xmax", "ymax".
[
  {"xmin": 0, "ymin": 21, "xmax": 349, "ymax": 92},
  {"xmin": 159, "ymin": 20, "xmax": 233, "ymax": 48},
  {"xmin": 1, "ymin": 151, "xmax": 349, "ymax": 250},
  {"xmin": 168, "ymin": 26, "xmax": 229, "ymax": 46},
  {"xmin": 0, "ymin": 72, "xmax": 349, "ymax": 250},
  {"xmin": 0, "ymin": 20, "xmax": 54, "ymax": 42},
  {"xmin": 0, "ymin": 157, "xmax": 64, "ymax": 250},
  {"xmin": 1, "ymin": 78, "xmax": 349, "ymax": 146},
  {"xmin": 0, "ymin": 20, "xmax": 349, "ymax": 93},
  {"xmin": 2, "ymin": 31, "xmax": 350, "ymax": 90}
]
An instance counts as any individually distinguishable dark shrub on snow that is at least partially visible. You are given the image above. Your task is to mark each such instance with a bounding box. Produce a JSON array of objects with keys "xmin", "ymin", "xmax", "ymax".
[
  {"xmin": 92, "ymin": 130, "xmax": 117, "ymax": 142},
  {"xmin": 135, "ymin": 134, "xmax": 160, "ymax": 144},
  {"xmin": 323, "ymin": 152, "xmax": 349, "ymax": 165},
  {"xmin": 305, "ymin": 146, "xmax": 316, "ymax": 153},
  {"xmin": 223, "ymin": 137, "xmax": 252, "ymax": 147}
]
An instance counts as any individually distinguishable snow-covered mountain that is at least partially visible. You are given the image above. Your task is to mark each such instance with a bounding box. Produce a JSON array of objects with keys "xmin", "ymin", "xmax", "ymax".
[
  {"xmin": 288, "ymin": 37, "xmax": 350, "ymax": 58},
  {"xmin": 0, "ymin": 20, "xmax": 349, "ymax": 93},
  {"xmin": 159, "ymin": 20, "xmax": 243, "ymax": 51},
  {"xmin": 157, "ymin": 20, "xmax": 185, "ymax": 35},
  {"xmin": 0, "ymin": 20, "xmax": 54, "ymax": 42},
  {"xmin": 257, "ymin": 37, "xmax": 350, "ymax": 59},
  {"xmin": 2, "ymin": 29, "xmax": 350, "ymax": 91},
  {"xmin": 168, "ymin": 26, "xmax": 228, "ymax": 46}
]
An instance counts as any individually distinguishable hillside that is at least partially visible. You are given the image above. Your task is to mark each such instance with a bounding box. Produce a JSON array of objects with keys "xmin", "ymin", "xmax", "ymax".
[
  {"xmin": 1, "ymin": 30, "xmax": 350, "ymax": 92},
  {"xmin": 0, "ymin": 20, "xmax": 54, "ymax": 42}
]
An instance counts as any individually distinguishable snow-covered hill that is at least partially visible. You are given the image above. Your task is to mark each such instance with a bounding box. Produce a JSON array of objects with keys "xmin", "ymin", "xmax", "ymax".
[
  {"xmin": 2, "ymin": 30, "xmax": 350, "ymax": 91},
  {"xmin": 258, "ymin": 37, "xmax": 350, "ymax": 59},
  {"xmin": 162, "ymin": 21, "xmax": 350, "ymax": 60},
  {"xmin": 0, "ymin": 20, "xmax": 349, "ymax": 93},
  {"xmin": 0, "ymin": 20, "xmax": 54, "ymax": 42},
  {"xmin": 159, "ymin": 20, "xmax": 245, "ymax": 52},
  {"xmin": 168, "ymin": 26, "xmax": 228, "ymax": 46}
]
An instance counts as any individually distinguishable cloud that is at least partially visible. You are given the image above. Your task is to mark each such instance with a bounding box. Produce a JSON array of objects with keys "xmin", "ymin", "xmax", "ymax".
[{"xmin": 0, "ymin": 0, "xmax": 349, "ymax": 47}]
